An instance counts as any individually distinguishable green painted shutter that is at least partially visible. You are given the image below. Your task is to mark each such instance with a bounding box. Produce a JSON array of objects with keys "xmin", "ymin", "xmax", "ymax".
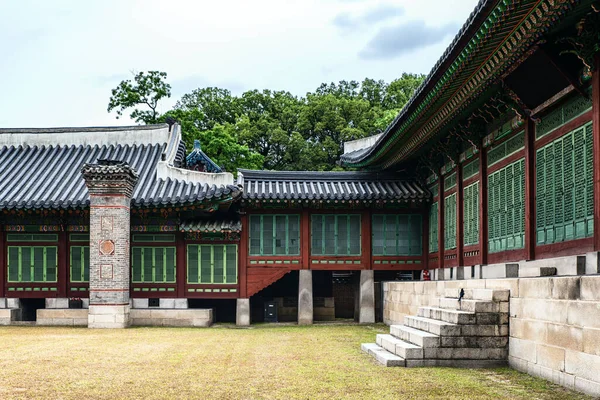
[
  {"xmin": 186, "ymin": 244, "xmax": 237, "ymax": 284},
  {"xmin": 70, "ymin": 246, "xmax": 90, "ymax": 283},
  {"xmin": 463, "ymin": 182, "xmax": 479, "ymax": 246},
  {"xmin": 429, "ymin": 202, "xmax": 438, "ymax": 253},
  {"xmin": 444, "ymin": 193, "xmax": 457, "ymax": 250},
  {"xmin": 311, "ymin": 214, "xmax": 361, "ymax": 256},
  {"xmin": 187, "ymin": 245, "xmax": 198, "ymax": 283},
  {"xmin": 131, "ymin": 247, "xmax": 176, "ymax": 283}
]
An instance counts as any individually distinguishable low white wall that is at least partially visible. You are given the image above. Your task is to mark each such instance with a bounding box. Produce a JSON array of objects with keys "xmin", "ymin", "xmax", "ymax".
[{"xmin": 383, "ymin": 274, "xmax": 600, "ymax": 397}]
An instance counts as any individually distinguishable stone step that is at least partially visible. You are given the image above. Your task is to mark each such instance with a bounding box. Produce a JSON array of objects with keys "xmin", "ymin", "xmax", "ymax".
[
  {"xmin": 404, "ymin": 315, "xmax": 461, "ymax": 336},
  {"xmin": 404, "ymin": 359, "xmax": 508, "ymax": 368},
  {"xmin": 437, "ymin": 297, "xmax": 508, "ymax": 313},
  {"xmin": 361, "ymin": 343, "xmax": 405, "ymax": 367},
  {"xmin": 439, "ymin": 336, "xmax": 509, "ymax": 348},
  {"xmin": 443, "ymin": 288, "xmax": 510, "ymax": 302},
  {"xmin": 423, "ymin": 347, "xmax": 508, "ymax": 360},
  {"xmin": 390, "ymin": 324, "xmax": 440, "ymax": 348},
  {"xmin": 418, "ymin": 306, "xmax": 476, "ymax": 324},
  {"xmin": 376, "ymin": 334, "xmax": 423, "ymax": 359},
  {"xmin": 518, "ymin": 266, "xmax": 557, "ymax": 277}
]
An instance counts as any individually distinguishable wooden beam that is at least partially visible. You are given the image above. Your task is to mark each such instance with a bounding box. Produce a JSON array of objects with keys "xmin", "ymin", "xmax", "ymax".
[
  {"xmin": 438, "ymin": 171, "xmax": 445, "ymax": 269},
  {"xmin": 176, "ymin": 232, "xmax": 186, "ymax": 298},
  {"xmin": 239, "ymin": 214, "xmax": 248, "ymax": 298},
  {"xmin": 58, "ymin": 231, "xmax": 68, "ymax": 298},
  {"xmin": 456, "ymin": 166, "xmax": 464, "ymax": 268},
  {"xmin": 524, "ymin": 117, "xmax": 536, "ymax": 260},
  {"xmin": 361, "ymin": 210, "xmax": 372, "ymax": 270},
  {"xmin": 301, "ymin": 210, "xmax": 310, "ymax": 270},
  {"xmin": 593, "ymin": 55, "xmax": 600, "ymax": 251},
  {"xmin": 478, "ymin": 143, "xmax": 488, "ymax": 265}
]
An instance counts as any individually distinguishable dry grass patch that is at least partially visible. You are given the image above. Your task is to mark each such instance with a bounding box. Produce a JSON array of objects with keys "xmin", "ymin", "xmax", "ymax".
[{"xmin": 0, "ymin": 324, "xmax": 590, "ymax": 399}]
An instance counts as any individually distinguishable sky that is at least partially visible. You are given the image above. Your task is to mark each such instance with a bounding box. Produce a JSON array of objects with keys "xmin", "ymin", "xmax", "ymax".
[{"xmin": 0, "ymin": 0, "xmax": 479, "ymax": 128}]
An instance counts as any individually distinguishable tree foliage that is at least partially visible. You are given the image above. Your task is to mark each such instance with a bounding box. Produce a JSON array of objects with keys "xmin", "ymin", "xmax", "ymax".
[
  {"xmin": 110, "ymin": 72, "xmax": 425, "ymax": 171},
  {"xmin": 107, "ymin": 71, "xmax": 171, "ymax": 124}
]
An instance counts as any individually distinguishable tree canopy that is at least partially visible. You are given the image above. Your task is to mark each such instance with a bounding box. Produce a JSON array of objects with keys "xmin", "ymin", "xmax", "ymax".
[{"xmin": 108, "ymin": 73, "xmax": 424, "ymax": 171}]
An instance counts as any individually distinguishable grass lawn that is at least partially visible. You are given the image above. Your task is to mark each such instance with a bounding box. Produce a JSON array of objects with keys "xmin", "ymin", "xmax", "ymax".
[{"xmin": 0, "ymin": 323, "xmax": 590, "ymax": 400}]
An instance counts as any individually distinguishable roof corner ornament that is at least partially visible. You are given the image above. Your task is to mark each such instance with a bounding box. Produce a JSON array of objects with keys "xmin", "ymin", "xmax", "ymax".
[
  {"xmin": 557, "ymin": 6, "xmax": 600, "ymax": 80},
  {"xmin": 185, "ymin": 140, "xmax": 223, "ymax": 173},
  {"xmin": 165, "ymin": 116, "xmax": 177, "ymax": 130}
]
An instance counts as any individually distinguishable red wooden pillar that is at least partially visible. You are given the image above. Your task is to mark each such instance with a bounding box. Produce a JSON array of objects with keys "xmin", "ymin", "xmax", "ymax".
[
  {"xmin": 176, "ymin": 231, "xmax": 186, "ymax": 298},
  {"xmin": 0, "ymin": 228, "xmax": 4, "ymax": 298},
  {"xmin": 361, "ymin": 210, "xmax": 372, "ymax": 269},
  {"xmin": 438, "ymin": 171, "xmax": 445, "ymax": 269},
  {"xmin": 239, "ymin": 215, "xmax": 248, "ymax": 298},
  {"xmin": 524, "ymin": 117, "xmax": 536, "ymax": 260},
  {"xmin": 478, "ymin": 143, "xmax": 488, "ymax": 265},
  {"xmin": 58, "ymin": 231, "xmax": 68, "ymax": 298},
  {"xmin": 301, "ymin": 209, "xmax": 310, "ymax": 269},
  {"xmin": 456, "ymin": 165, "xmax": 464, "ymax": 268},
  {"xmin": 593, "ymin": 56, "xmax": 600, "ymax": 251},
  {"xmin": 423, "ymin": 207, "xmax": 429, "ymax": 269}
]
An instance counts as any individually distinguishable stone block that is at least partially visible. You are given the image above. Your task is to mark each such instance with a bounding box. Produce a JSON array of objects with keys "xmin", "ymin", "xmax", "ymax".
[
  {"xmin": 159, "ymin": 299, "xmax": 175, "ymax": 309},
  {"xmin": 550, "ymin": 277, "xmax": 581, "ymax": 300},
  {"xmin": 424, "ymin": 347, "xmax": 507, "ymax": 360},
  {"xmin": 581, "ymin": 276, "xmax": 600, "ymax": 301},
  {"xmin": 536, "ymin": 344, "xmax": 565, "ymax": 371},
  {"xmin": 546, "ymin": 323, "xmax": 583, "ymax": 352},
  {"xmin": 0, "ymin": 309, "xmax": 20, "ymax": 325},
  {"xmin": 567, "ymin": 301, "xmax": 600, "ymax": 329},
  {"xmin": 7, "ymin": 298, "xmax": 20, "ymax": 309},
  {"xmin": 565, "ymin": 349, "xmax": 600, "ymax": 383},
  {"xmin": 73, "ymin": 318, "xmax": 88, "ymax": 326},
  {"xmin": 509, "ymin": 318, "xmax": 547, "ymax": 342},
  {"xmin": 509, "ymin": 298, "xmax": 521, "ymax": 318},
  {"xmin": 520, "ymin": 299, "xmax": 568, "ymax": 324},
  {"xmin": 519, "ymin": 267, "xmax": 557, "ymax": 278},
  {"xmin": 461, "ymin": 324, "xmax": 508, "ymax": 337},
  {"xmin": 505, "ymin": 264, "xmax": 519, "ymax": 278},
  {"xmin": 0, "ymin": 298, "xmax": 5, "ymax": 309},
  {"xmin": 82, "ymin": 298, "xmax": 90, "ymax": 309},
  {"xmin": 519, "ymin": 278, "xmax": 552, "ymax": 299},
  {"xmin": 132, "ymin": 299, "xmax": 148, "ymax": 308},
  {"xmin": 583, "ymin": 328, "xmax": 600, "ymax": 356},
  {"xmin": 509, "ymin": 337, "xmax": 536, "ymax": 363},
  {"xmin": 484, "ymin": 278, "xmax": 519, "ymax": 297},
  {"xmin": 574, "ymin": 377, "xmax": 600, "ymax": 397},
  {"xmin": 298, "ymin": 270, "xmax": 313, "ymax": 325},
  {"xmin": 45, "ymin": 298, "xmax": 69, "ymax": 309},
  {"xmin": 585, "ymin": 252, "xmax": 600, "ymax": 275},
  {"xmin": 236, "ymin": 298, "xmax": 250, "ymax": 326},
  {"xmin": 88, "ymin": 305, "xmax": 129, "ymax": 329},
  {"xmin": 439, "ymin": 336, "xmax": 508, "ymax": 348},
  {"xmin": 508, "ymin": 355, "xmax": 527, "ymax": 372}
]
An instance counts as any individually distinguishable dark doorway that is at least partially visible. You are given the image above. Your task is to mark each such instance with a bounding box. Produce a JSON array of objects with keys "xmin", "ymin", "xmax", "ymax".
[
  {"xmin": 332, "ymin": 272, "xmax": 355, "ymax": 319},
  {"xmin": 188, "ymin": 299, "xmax": 236, "ymax": 323},
  {"xmin": 20, "ymin": 298, "xmax": 45, "ymax": 322}
]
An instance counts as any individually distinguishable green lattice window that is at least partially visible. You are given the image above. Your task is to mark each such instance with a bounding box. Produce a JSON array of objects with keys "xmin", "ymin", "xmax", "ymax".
[
  {"xmin": 463, "ymin": 182, "xmax": 479, "ymax": 246},
  {"xmin": 7, "ymin": 246, "xmax": 58, "ymax": 282},
  {"xmin": 131, "ymin": 247, "xmax": 176, "ymax": 283},
  {"xmin": 488, "ymin": 159, "xmax": 525, "ymax": 253},
  {"xmin": 536, "ymin": 95, "xmax": 592, "ymax": 139},
  {"xmin": 429, "ymin": 202, "xmax": 438, "ymax": 253},
  {"xmin": 311, "ymin": 215, "xmax": 361, "ymax": 256},
  {"xmin": 70, "ymin": 246, "xmax": 90, "ymax": 282},
  {"xmin": 488, "ymin": 131, "xmax": 525, "ymax": 166},
  {"xmin": 444, "ymin": 193, "xmax": 457, "ymax": 250},
  {"xmin": 187, "ymin": 244, "xmax": 237, "ymax": 284},
  {"xmin": 249, "ymin": 215, "xmax": 300, "ymax": 256},
  {"xmin": 7, "ymin": 234, "xmax": 58, "ymax": 242},
  {"xmin": 463, "ymin": 159, "xmax": 479, "ymax": 180},
  {"xmin": 536, "ymin": 121, "xmax": 594, "ymax": 244},
  {"xmin": 372, "ymin": 215, "xmax": 422, "ymax": 256},
  {"xmin": 444, "ymin": 172, "xmax": 457, "ymax": 191}
]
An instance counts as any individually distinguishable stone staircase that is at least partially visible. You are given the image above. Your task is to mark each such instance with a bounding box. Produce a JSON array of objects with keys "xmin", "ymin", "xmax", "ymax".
[{"xmin": 362, "ymin": 288, "xmax": 509, "ymax": 367}]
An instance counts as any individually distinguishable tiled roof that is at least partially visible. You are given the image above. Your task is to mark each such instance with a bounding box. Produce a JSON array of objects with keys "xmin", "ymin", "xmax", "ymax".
[
  {"xmin": 180, "ymin": 218, "xmax": 242, "ymax": 233},
  {"xmin": 0, "ymin": 124, "xmax": 239, "ymax": 210},
  {"xmin": 238, "ymin": 169, "xmax": 429, "ymax": 202}
]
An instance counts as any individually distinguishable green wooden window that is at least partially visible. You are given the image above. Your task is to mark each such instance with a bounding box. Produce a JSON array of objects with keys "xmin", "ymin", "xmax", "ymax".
[
  {"xmin": 187, "ymin": 244, "xmax": 238, "ymax": 284},
  {"xmin": 70, "ymin": 234, "xmax": 89, "ymax": 242},
  {"xmin": 444, "ymin": 193, "xmax": 457, "ymax": 250},
  {"xmin": 463, "ymin": 182, "xmax": 479, "ymax": 246},
  {"xmin": 132, "ymin": 234, "xmax": 176, "ymax": 243},
  {"xmin": 488, "ymin": 131, "xmax": 525, "ymax": 166},
  {"xmin": 70, "ymin": 246, "xmax": 90, "ymax": 282},
  {"xmin": 429, "ymin": 202, "xmax": 438, "ymax": 253},
  {"xmin": 249, "ymin": 215, "xmax": 300, "ymax": 256},
  {"xmin": 488, "ymin": 159, "xmax": 525, "ymax": 253},
  {"xmin": 536, "ymin": 122, "xmax": 594, "ymax": 245},
  {"xmin": 372, "ymin": 215, "xmax": 422, "ymax": 256},
  {"xmin": 131, "ymin": 247, "xmax": 176, "ymax": 283},
  {"xmin": 7, "ymin": 246, "xmax": 57, "ymax": 282},
  {"xmin": 311, "ymin": 215, "xmax": 361, "ymax": 256},
  {"xmin": 7, "ymin": 234, "xmax": 58, "ymax": 242},
  {"xmin": 444, "ymin": 172, "xmax": 457, "ymax": 191},
  {"xmin": 463, "ymin": 159, "xmax": 479, "ymax": 180},
  {"xmin": 536, "ymin": 95, "xmax": 592, "ymax": 139}
]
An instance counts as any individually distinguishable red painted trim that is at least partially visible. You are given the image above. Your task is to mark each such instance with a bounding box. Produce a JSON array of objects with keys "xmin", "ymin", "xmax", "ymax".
[
  {"xmin": 535, "ymin": 111, "xmax": 593, "ymax": 148},
  {"xmin": 478, "ymin": 139, "xmax": 488, "ymax": 265},
  {"xmin": 372, "ymin": 264, "xmax": 423, "ymax": 271},
  {"xmin": 423, "ymin": 206, "xmax": 430, "ymax": 270},
  {"xmin": 176, "ymin": 232, "xmax": 186, "ymax": 298},
  {"xmin": 301, "ymin": 210, "xmax": 310, "ymax": 270},
  {"xmin": 362, "ymin": 210, "xmax": 372, "ymax": 269},
  {"xmin": 535, "ymin": 237, "xmax": 594, "ymax": 259},
  {"xmin": 183, "ymin": 292, "xmax": 238, "ymax": 299},
  {"xmin": 524, "ymin": 118, "xmax": 535, "ymax": 261},
  {"xmin": 456, "ymin": 164, "xmax": 464, "ymax": 267},
  {"xmin": 487, "ymin": 249, "xmax": 526, "ymax": 265},
  {"xmin": 58, "ymin": 231, "xmax": 68, "ymax": 297},
  {"xmin": 239, "ymin": 214, "xmax": 248, "ymax": 297},
  {"xmin": 0, "ymin": 229, "xmax": 4, "ymax": 297},
  {"xmin": 309, "ymin": 264, "xmax": 366, "ymax": 271},
  {"xmin": 248, "ymin": 255, "xmax": 302, "ymax": 261},
  {"xmin": 593, "ymin": 55, "xmax": 600, "ymax": 251}
]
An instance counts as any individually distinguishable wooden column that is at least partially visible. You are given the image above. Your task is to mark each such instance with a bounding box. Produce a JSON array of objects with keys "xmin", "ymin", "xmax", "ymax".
[
  {"xmin": 456, "ymin": 166, "xmax": 464, "ymax": 268},
  {"xmin": 593, "ymin": 56, "xmax": 600, "ymax": 251},
  {"xmin": 361, "ymin": 210, "xmax": 372, "ymax": 269},
  {"xmin": 176, "ymin": 231, "xmax": 186, "ymax": 298},
  {"xmin": 524, "ymin": 118, "xmax": 536, "ymax": 260},
  {"xmin": 0, "ymin": 229, "xmax": 4, "ymax": 298},
  {"xmin": 438, "ymin": 171, "xmax": 445, "ymax": 269},
  {"xmin": 301, "ymin": 209, "xmax": 310, "ymax": 269},
  {"xmin": 478, "ymin": 143, "xmax": 489, "ymax": 265},
  {"xmin": 423, "ymin": 207, "xmax": 429, "ymax": 269},
  {"xmin": 239, "ymin": 214, "xmax": 248, "ymax": 298},
  {"xmin": 58, "ymin": 231, "xmax": 68, "ymax": 298}
]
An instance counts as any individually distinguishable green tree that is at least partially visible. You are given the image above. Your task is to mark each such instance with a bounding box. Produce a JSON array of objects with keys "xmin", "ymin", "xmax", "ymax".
[
  {"xmin": 174, "ymin": 87, "xmax": 240, "ymax": 130},
  {"xmin": 196, "ymin": 124, "xmax": 264, "ymax": 172},
  {"xmin": 107, "ymin": 71, "xmax": 171, "ymax": 124}
]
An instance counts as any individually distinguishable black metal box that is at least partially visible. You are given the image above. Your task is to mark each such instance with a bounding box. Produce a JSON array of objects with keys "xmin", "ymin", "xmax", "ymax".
[{"xmin": 264, "ymin": 301, "xmax": 277, "ymax": 322}]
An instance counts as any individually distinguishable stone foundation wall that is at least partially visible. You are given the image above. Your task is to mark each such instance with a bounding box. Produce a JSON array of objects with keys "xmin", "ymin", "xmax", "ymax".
[
  {"xmin": 37, "ymin": 309, "xmax": 88, "ymax": 326},
  {"xmin": 130, "ymin": 309, "xmax": 212, "ymax": 327},
  {"xmin": 383, "ymin": 274, "xmax": 600, "ymax": 397}
]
